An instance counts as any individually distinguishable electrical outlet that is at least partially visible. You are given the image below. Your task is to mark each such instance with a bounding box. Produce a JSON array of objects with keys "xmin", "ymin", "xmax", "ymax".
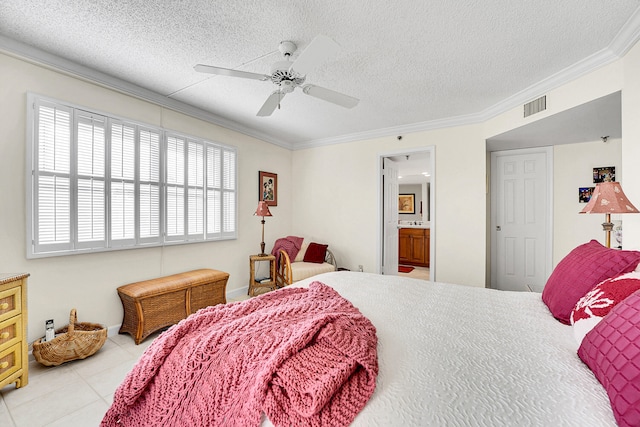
[{"xmin": 358, "ymin": 265, "xmax": 363, "ymax": 272}]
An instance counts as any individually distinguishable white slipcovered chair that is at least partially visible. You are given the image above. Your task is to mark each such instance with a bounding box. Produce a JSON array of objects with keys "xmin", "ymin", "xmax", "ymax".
[{"xmin": 275, "ymin": 240, "xmax": 337, "ymax": 288}]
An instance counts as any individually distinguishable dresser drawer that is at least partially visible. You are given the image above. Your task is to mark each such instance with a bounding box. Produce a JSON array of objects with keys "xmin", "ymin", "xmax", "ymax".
[
  {"xmin": 0, "ymin": 316, "xmax": 21, "ymax": 352},
  {"xmin": 0, "ymin": 287, "xmax": 21, "ymax": 323},
  {"xmin": 0, "ymin": 343, "xmax": 21, "ymax": 380}
]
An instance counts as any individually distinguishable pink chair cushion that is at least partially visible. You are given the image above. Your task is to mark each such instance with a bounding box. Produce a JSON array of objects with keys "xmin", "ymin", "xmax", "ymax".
[
  {"xmin": 541, "ymin": 240, "xmax": 640, "ymax": 324},
  {"xmin": 578, "ymin": 290, "xmax": 640, "ymax": 427}
]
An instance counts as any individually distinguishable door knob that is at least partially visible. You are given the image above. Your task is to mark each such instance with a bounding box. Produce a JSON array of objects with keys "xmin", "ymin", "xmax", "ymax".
[{"xmin": 496, "ymin": 226, "xmax": 501, "ymax": 231}]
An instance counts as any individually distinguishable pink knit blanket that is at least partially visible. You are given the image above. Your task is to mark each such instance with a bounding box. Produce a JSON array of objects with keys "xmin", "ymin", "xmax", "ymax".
[
  {"xmin": 271, "ymin": 235, "xmax": 304, "ymax": 265},
  {"xmin": 102, "ymin": 282, "xmax": 378, "ymax": 427}
]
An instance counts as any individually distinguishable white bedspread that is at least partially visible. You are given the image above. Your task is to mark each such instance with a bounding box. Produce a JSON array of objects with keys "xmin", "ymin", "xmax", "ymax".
[{"xmin": 263, "ymin": 271, "xmax": 615, "ymax": 426}]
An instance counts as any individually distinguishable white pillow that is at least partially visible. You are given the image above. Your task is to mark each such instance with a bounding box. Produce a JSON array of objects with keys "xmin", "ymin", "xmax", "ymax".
[{"xmin": 294, "ymin": 241, "xmax": 308, "ymax": 262}]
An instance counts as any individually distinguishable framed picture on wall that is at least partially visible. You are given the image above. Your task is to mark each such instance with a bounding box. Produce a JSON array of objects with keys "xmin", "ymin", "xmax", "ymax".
[
  {"xmin": 579, "ymin": 187, "xmax": 595, "ymax": 203},
  {"xmin": 398, "ymin": 194, "xmax": 415, "ymax": 214},
  {"xmin": 259, "ymin": 171, "xmax": 277, "ymax": 206},
  {"xmin": 593, "ymin": 166, "xmax": 615, "ymax": 183}
]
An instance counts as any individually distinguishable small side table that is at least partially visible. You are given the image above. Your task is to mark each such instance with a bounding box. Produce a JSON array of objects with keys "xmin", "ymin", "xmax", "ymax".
[{"xmin": 249, "ymin": 254, "xmax": 277, "ymax": 296}]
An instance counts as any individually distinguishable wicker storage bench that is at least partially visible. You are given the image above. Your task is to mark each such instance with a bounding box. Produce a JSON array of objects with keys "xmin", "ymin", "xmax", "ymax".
[{"xmin": 117, "ymin": 269, "xmax": 229, "ymax": 344}]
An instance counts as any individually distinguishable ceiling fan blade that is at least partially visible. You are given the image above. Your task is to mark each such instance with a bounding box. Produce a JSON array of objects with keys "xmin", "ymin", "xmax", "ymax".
[
  {"xmin": 302, "ymin": 84, "xmax": 359, "ymax": 109},
  {"xmin": 193, "ymin": 64, "xmax": 270, "ymax": 81},
  {"xmin": 290, "ymin": 35, "xmax": 340, "ymax": 76},
  {"xmin": 257, "ymin": 92, "xmax": 285, "ymax": 116}
]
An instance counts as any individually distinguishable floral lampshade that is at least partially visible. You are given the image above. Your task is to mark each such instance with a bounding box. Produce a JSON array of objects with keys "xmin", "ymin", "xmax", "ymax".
[
  {"xmin": 580, "ymin": 182, "xmax": 639, "ymax": 248},
  {"xmin": 580, "ymin": 182, "xmax": 639, "ymax": 215}
]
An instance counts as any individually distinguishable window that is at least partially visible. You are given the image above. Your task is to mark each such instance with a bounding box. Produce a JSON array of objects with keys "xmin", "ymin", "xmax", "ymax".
[{"xmin": 28, "ymin": 95, "xmax": 237, "ymax": 257}]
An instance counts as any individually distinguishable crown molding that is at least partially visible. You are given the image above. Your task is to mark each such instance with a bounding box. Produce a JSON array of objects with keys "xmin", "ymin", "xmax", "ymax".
[
  {"xmin": 610, "ymin": 6, "xmax": 640, "ymax": 56},
  {"xmin": 0, "ymin": 35, "xmax": 294, "ymax": 151},
  {"xmin": 298, "ymin": 10, "xmax": 640, "ymax": 150},
  {"xmin": 293, "ymin": 112, "xmax": 485, "ymax": 150},
  {"xmin": 298, "ymin": 46, "xmax": 623, "ymax": 150}
]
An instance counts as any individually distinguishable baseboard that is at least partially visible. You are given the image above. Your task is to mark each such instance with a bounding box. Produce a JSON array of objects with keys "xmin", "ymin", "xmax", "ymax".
[{"xmin": 226, "ymin": 286, "xmax": 249, "ymax": 301}]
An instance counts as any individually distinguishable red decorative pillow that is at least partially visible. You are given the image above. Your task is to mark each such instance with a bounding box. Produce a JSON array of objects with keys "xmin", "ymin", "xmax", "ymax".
[
  {"xmin": 303, "ymin": 243, "xmax": 328, "ymax": 264},
  {"xmin": 571, "ymin": 271, "xmax": 640, "ymax": 345},
  {"xmin": 578, "ymin": 290, "xmax": 640, "ymax": 427},
  {"xmin": 541, "ymin": 240, "xmax": 640, "ymax": 324}
]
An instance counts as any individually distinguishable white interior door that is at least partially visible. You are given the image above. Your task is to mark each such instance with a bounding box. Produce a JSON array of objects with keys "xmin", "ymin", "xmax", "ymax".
[
  {"xmin": 383, "ymin": 158, "xmax": 399, "ymax": 275},
  {"xmin": 491, "ymin": 148, "xmax": 552, "ymax": 292}
]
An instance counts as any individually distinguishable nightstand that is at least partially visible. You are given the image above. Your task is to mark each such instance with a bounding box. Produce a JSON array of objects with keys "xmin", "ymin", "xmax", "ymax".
[{"xmin": 249, "ymin": 254, "xmax": 277, "ymax": 296}]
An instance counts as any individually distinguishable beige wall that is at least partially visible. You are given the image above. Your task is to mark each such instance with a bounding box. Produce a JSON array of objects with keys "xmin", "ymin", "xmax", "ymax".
[
  {"xmin": 483, "ymin": 56, "xmax": 634, "ymax": 265},
  {"xmin": 553, "ymin": 139, "xmax": 622, "ymax": 262},
  {"xmin": 289, "ymin": 49, "xmax": 635, "ymax": 291},
  {"xmin": 483, "ymin": 60, "xmax": 624, "ymax": 141},
  {"xmin": 291, "ymin": 124, "xmax": 487, "ymax": 287},
  {"xmin": 4, "ymin": 37, "xmax": 640, "ymax": 343},
  {"xmin": 622, "ymin": 41, "xmax": 640, "ymax": 250},
  {"xmin": 0, "ymin": 53, "xmax": 293, "ymax": 342}
]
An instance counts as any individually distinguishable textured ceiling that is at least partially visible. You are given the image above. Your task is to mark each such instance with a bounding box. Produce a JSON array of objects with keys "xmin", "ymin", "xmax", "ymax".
[{"xmin": 1, "ymin": 1, "xmax": 639, "ymax": 149}]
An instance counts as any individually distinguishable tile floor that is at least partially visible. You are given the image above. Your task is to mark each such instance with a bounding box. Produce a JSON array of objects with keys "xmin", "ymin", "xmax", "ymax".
[
  {"xmin": 398, "ymin": 266, "xmax": 430, "ymax": 280},
  {"xmin": 0, "ymin": 332, "xmax": 156, "ymax": 427},
  {"xmin": 0, "ymin": 295, "xmax": 251, "ymax": 427}
]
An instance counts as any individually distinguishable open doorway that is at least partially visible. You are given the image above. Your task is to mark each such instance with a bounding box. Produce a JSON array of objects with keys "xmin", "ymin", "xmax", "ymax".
[{"xmin": 378, "ymin": 147, "xmax": 435, "ymax": 281}]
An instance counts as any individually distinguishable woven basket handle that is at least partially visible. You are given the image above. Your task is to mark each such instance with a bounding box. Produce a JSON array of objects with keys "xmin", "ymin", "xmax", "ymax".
[{"xmin": 68, "ymin": 309, "xmax": 77, "ymax": 336}]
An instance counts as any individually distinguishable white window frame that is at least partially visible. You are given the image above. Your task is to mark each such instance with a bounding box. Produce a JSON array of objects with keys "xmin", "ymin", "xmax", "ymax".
[{"xmin": 26, "ymin": 93, "xmax": 238, "ymax": 258}]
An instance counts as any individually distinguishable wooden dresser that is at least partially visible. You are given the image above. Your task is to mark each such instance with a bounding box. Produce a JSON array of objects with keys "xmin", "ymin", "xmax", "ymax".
[{"xmin": 0, "ymin": 273, "xmax": 29, "ymax": 389}]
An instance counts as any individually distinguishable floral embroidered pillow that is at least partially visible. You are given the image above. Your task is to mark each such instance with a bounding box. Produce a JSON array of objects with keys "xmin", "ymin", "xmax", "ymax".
[{"xmin": 570, "ymin": 271, "xmax": 640, "ymax": 345}]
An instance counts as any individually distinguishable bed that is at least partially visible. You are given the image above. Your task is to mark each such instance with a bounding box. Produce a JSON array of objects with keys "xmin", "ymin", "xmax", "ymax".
[
  {"xmin": 103, "ymin": 240, "xmax": 640, "ymax": 426},
  {"xmin": 271, "ymin": 271, "xmax": 616, "ymax": 426}
]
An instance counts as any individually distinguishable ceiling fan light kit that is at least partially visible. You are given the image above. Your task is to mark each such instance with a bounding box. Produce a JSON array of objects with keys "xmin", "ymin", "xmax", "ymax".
[{"xmin": 194, "ymin": 35, "xmax": 359, "ymax": 116}]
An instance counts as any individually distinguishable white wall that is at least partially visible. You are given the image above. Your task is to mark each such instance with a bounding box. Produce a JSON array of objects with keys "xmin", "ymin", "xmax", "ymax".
[
  {"xmin": 553, "ymin": 139, "xmax": 622, "ymax": 263},
  {"xmin": 289, "ymin": 45, "xmax": 637, "ymax": 290},
  {"xmin": 398, "ymin": 184, "xmax": 424, "ymax": 222},
  {"xmin": 291, "ymin": 125, "xmax": 487, "ymax": 287},
  {"xmin": 0, "ymin": 53, "xmax": 293, "ymax": 342},
  {"xmin": 483, "ymin": 54, "xmax": 639, "ymax": 265},
  {"xmin": 4, "ymin": 37, "xmax": 640, "ymax": 343},
  {"xmin": 483, "ymin": 60, "xmax": 624, "ymax": 141},
  {"xmin": 622, "ymin": 41, "xmax": 640, "ymax": 250}
]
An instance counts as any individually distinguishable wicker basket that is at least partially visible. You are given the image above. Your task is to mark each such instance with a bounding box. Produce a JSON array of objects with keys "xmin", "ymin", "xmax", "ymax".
[{"xmin": 32, "ymin": 309, "xmax": 107, "ymax": 366}]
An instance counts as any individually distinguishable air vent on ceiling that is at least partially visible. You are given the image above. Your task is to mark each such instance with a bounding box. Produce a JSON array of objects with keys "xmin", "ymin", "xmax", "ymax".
[{"xmin": 524, "ymin": 95, "xmax": 546, "ymax": 118}]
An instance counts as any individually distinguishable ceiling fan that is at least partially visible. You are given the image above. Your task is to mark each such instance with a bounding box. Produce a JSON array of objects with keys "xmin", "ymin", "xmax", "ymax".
[{"xmin": 194, "ymin": 35, "xmax": 359, "ymax": 117}]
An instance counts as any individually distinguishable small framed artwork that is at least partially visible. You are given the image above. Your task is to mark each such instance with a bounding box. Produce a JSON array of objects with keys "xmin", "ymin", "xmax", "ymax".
[
  {"xmin": 398, "ymin": 194, "xmax": 415, "ymax": 214},
  {"xmin": 579, "ymin": 187, "xmax": 594, "ymax": 203},
  {"xmin": 593, "ymin": 166, "xmax": 615, "ymax": 183},
  {"xmin": 259, "ymin": 171, "xmax": 277, "ymax": 206}
]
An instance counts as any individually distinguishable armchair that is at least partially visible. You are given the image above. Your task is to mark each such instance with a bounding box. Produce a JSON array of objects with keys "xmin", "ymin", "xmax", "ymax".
[{"xmin": 275, "ymin": 244, "xmax": 337, "ymax": 288}]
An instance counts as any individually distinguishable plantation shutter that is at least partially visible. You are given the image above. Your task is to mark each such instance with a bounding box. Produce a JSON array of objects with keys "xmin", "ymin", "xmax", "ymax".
[
  {"xmin": 222, "ymin": 149, "xmax": 236, "ymax": 234},
  {"xmin": 110, "ymin": 123, "xmax": 161, "ymax": 247},
  {"xmin": 110, "ymin": 121, "xmax": 136, "ymax": 245},
  {"xmin": 139, "ymin": 128, "xmax": 161, "ymax": 244},
  {"xmin": 206, "ymin": 146, "xmax": 222, "ymax": 236},
  {"xmin": 75, "ymin": 111, "xmax": 106, "ymax": 249},
  {"xmin": 166, "ymin": 135, "xmax": 185, "ymax": 240},
  {"xmin": 187, "ymin": 140, "xmax": 204, "ymax": 239},
  {"xmin": 28, "ymin": 95, "xmax": 237, "ymax": 257},
  {"xmin": 33, "ymin": 100, "xmax": 73, "ymax": 253}
]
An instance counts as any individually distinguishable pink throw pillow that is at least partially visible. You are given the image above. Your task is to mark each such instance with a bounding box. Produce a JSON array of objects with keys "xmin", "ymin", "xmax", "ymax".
[
  {"xmin": 571, "ymin": 271, "xmax": 640, "ymax": 345},
  {"xmin": 541, "ymin": 240, "xmax": 640, "ymax": 324},
  {"xmin": 578, "ymin": 290, "xmax": 640, "ymax": 427},
  {"xmin": 303, "ymin": 243, "xmax": 328, "ymax": 264}
]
